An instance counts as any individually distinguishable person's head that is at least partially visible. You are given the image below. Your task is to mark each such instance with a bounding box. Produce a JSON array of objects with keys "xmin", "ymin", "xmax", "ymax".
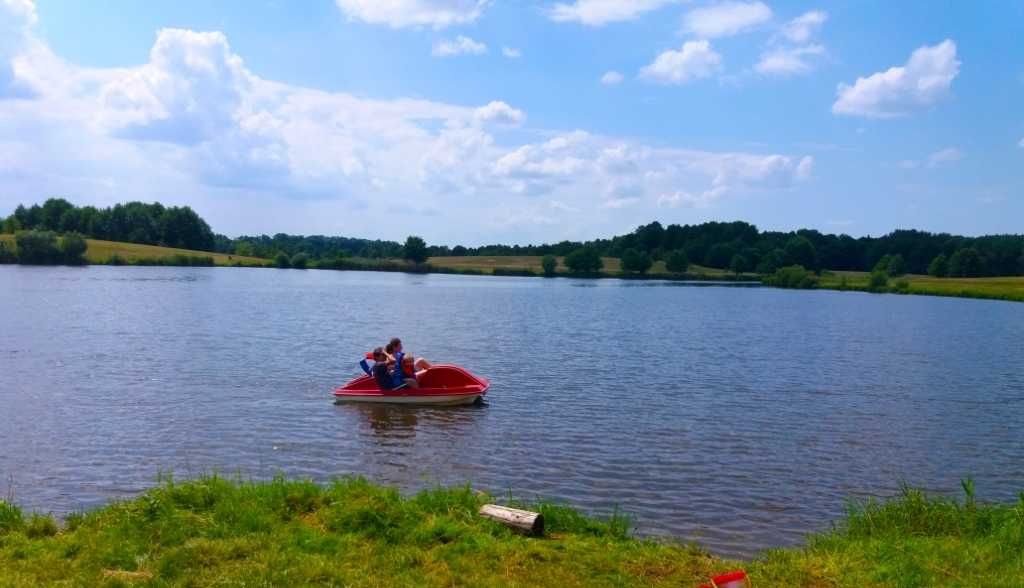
[
  {"xmin": 401, "ymin": 354, "xmax": 414, "ymax": 368},
  {"xmin": 372, "ymin": 347, "xmax": 386, "ymax": 362},
  {"xmin": 389, "ymin": 337, "xmax": 402, "ymax": 353}
]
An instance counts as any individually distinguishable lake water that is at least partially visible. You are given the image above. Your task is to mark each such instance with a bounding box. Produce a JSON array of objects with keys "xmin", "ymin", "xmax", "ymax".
[{"xmin": 1, "ymin": 265, "xmax": 1023, "ymax": 557}]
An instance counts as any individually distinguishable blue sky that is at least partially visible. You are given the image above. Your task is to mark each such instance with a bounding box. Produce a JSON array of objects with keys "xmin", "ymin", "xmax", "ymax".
[{"xmin": 0, "ymin": 1, "xmax": 1021, "ymax": 245}]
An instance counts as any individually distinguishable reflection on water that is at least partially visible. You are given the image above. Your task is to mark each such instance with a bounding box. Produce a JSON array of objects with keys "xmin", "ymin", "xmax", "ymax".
[{"xmin": 1, "ymin": 265, "xmax": 1023, "ymax": 558}]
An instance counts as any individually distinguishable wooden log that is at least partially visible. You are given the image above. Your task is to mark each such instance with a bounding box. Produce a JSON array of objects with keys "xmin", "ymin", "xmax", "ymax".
[{"xmin": 479, "ymin": 504, "xmax": 544, "ymax": 536}]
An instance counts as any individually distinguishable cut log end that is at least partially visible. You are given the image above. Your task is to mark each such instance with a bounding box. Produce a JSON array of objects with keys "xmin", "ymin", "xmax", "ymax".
[{"xmin": 479, "ymin": 504, "xmax": 544, "ymax": 536}]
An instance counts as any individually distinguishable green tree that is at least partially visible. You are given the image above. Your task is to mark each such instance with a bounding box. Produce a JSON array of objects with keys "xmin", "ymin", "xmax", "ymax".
[
  {"xmin": 927, "ymin": 254, "xmax": 948, "ymax": 277},
  {"xmin": 540, "ymin": 254, "xmax": 557, "ymax": 277},
  {"xmin": 60, "ymin": 233, "xmax": 88, "ymax": 264},
  {"xmin": 564, "ymin": 247, "xmax": 603, "ymax": 273},
  {"xmin": 756, "ymin": 248, "xmax": 785, "ymax": 274},
  {"xmin": 274, "ymin": 252, "xmax": 290, "ymax": 269},
  {"xmin": 948, "ymin": 248, "xmax": 983, "ymax": 277},
  {"xmin": 729, "ymin": 254, "xmax": 748, "ymax": 275},
  {"xmin": 665, "ymin": 249, "xmax": 689, "ymax": 273},
  {"xmin": 290, "ymin": 252, "xmax": 308, "ymax": 269},
  {"xmin": 620, "ymin": 248, "xmax": 652, "ymax": 274},
  {"xmin": 14, "ymin": 230, "xmax": 61, "ymax": 264},
  {"xmin": 40, "ymin": 198, "xmax": 74, "ymax": 230},
  {"xmin": 403, "ymin": 236, "xmax": 428, "ymax": 264},
  {"xmin": 704, "ymin": 243, "xmax": 737, "ymax": 269},
  {"xmin": 784, "ymin": 235, "xmax": 817, "ymax": 270},
  {"xmin": 1, "ymin": 216, "xmax": 20, "ymax": 234}
]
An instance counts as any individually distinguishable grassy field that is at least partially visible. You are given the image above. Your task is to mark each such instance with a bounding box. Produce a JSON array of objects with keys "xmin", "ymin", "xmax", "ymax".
[
  {"xmin": 0, "ymin": 235, "xmax": 268, "ymax": 267},
  {"xmin": 819, "ymin": 271, "xmax": 1024, "ymax": 303},
  {"xmin": 426, "ymin": 255, "xmax": 739, "ymax": 278},
  {"xmin": 0, "ymin": 477, "xmax": 1019, "ymax": 587}
]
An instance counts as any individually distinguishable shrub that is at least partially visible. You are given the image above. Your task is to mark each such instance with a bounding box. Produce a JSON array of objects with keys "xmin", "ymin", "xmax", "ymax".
[
  {"xmin": 564, "ymin": 247, "xmax": 603, "ymax": 273},
  {"xmin": 14, "ymin": 230, "xmax": 61, "ymax": 264},
  {"xmin": 25, "ymin": 514, "xmax": 58, "ymax": 538},
  {"xmin": 764, "ymin": 264, "xmax": 818, "ymax": 289},
  {"xmin": 0, "ymin": 501, "xmax": 23, "ymax": 535},
  {"xmin": 874, "ymin": 253, "xmax": 906, "ymax": 277},
  {"xmin": 620, "ymin": 248, "xmax": 652, "ymax": 274},
  {"xmin": 0, "ymin": 240, "xmax": 15, "ymax": 264},
  {"xmin": 868, "ymin": 269, "xmax": 889, "ymax": 291},
  {"xmin": 492, "ymin": 267, "xmax": 536, "ymax": 277},
  {"xmin": 928, "ymin": 253, "xmax": 948, "ymax": 277},
  {"xmin": 274, "ymin": 252, "xmax": 290, "ymax": 269},
  {"xmin": 665, "ymin": 249, "xmax": 689, "ymax": 274},
  {"xmin": 729, "ymin": 254, "xmax": 748, "ymax": 275},
  {"xmin": 59, "ymin": 232, "xmax": 88, "ymax": 264},
  {"xmin": 108, "ymin": 254, "xmax": 126, "ymax": 266},
  {"xmin": 290, "ymin": 252, "xmax": 308, "ymax": 269},
  {"xmin": 541, "ymin": 254, "xmax": 557, "ymax": 277}
]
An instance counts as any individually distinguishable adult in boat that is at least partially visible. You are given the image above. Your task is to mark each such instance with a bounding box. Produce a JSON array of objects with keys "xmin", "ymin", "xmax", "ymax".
[
  {"xmin": 385, "ymin": 338, "xmax": 432, "ymax": 373},
  {"xmin": 358, "ymin": 347, "xmax": 394, "ymax": 391},
  {"xmin": 384, "ymin": 338, "xmax": 432, "ymax": 390}
]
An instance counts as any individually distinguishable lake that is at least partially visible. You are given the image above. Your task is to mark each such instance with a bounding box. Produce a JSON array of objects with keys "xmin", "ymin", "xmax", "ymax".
[{"xmin": 1, "ymin": 265, "xmax": 1022, "ymax": 557}]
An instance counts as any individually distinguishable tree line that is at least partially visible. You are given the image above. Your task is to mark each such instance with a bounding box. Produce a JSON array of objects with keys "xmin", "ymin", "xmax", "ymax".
[{"xmin": 3, "ymin": 199, "xmax": 1022, "ymax": 276}]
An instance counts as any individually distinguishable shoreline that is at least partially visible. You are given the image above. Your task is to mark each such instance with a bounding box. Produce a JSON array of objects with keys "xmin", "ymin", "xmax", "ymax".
[{"xmin": 0, "ymin": 476, "xmax": 1018, "ymax": 586}]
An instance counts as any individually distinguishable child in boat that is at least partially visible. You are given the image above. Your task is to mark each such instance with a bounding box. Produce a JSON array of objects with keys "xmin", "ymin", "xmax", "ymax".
[
  {"xmin": 391, "ymin": 350, "xmax": 420, "ymax": 389},
  {"xmin": 359, "ymin": 347, "xmax": 394, "ymax": 391}
]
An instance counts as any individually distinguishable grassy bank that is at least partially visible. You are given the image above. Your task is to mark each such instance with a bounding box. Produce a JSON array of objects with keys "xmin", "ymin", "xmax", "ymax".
[
  {"xmin": 819, "ymin": 271, "xmax": 1024, "ymax": 303},
  {"xmin": 0, "ymin": 477, "xmax": 1020, "ymax": 587},
  {"xmin": 427, "ymin": 255, "xmax": 757, "ymax": 280},
  {"xmin": 0, "ymin": 235, "xmax": 267, "ymax": 267}
]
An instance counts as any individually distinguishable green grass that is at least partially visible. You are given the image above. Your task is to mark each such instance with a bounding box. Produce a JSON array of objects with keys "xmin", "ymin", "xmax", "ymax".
[
  {"xmin": 1, "ymin": 477, "xmax": 1020, "ymax": 587},
  {"xmin": 819, "ymin": 271, "xmax": 1024, "ymax": 303}
]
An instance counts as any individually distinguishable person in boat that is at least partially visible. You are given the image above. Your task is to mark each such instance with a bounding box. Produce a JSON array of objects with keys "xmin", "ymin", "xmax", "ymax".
[
  {"xmin": 359, "ymin": 347, "xmax": 394, "ymax": 391},
  {"xmin": 386, "ymin": 338, "xmax": 432, "ymax": 372}
]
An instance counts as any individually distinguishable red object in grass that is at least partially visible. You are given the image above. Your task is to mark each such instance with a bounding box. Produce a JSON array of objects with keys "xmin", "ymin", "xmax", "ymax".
[{"xmin": 698, "ymin": 570, "xmax": 749, "ymax": 588}]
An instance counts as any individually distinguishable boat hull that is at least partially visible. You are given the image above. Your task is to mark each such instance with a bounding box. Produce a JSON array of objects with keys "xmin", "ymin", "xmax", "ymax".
[{"xmin": 333, "ymin": 364, "xmax": 489, "ymax": 406}]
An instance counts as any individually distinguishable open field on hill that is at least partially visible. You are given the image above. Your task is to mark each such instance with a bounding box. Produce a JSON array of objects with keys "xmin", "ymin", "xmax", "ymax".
[
  {"xmin": 820, "ymin": 271, "xmax": 1024, "ymax": 303},
  {"xmin": 0, "ymin": 235, "xmax": 268, "ymax": 267}
]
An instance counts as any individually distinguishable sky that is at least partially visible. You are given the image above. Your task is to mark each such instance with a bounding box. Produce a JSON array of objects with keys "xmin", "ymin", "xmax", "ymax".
[{"xmin": 0, "ymin": 0, "xmax": 1021, "ymax": 245}]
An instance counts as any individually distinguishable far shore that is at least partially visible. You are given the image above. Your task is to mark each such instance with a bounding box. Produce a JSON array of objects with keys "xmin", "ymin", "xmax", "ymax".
[{"xmin": 2, "ymin": 234, "xmax": 1021, "ymax": 303}]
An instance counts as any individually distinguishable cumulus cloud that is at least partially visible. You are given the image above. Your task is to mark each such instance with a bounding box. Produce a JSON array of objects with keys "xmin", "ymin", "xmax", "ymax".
[
  {"xmin": 473, "ymin": 100, "xmax": 524, "ymax": 126},
  {"xmin": 98, "ymin": 29, "xmax": 251, "ymax": 144},
  {"xmin": 432, "ymin": 35, "xmax": 487, "ymax": 57},
  {"xmin": 334, "ymin": 0, "xmax": 487, "ymax": 29},
  {"xmin": 780, "ymin": 10, "xmax": 826, "ymax": 43},
  {"xmin": 755, "ymin": 44, "xmax": 825, "ymax": 76},
  {"xmin": 0, "ymin": 11, "xmax": 814, "ymax": 244},
  {"xmin": 833, "ymin": 40, "xmax": 960, "ymax": 118},
  {"xmin": 682, "ymin": 1, "xmax": 772, "ymax": 39},
  {"xmin": 927, "ymin": 147, "xmax": 963, "ymax": 167},
  {"xmin": 639, "ymin": 40, "xmax": 721, "ymax": 84},
  {"xmin": 600, "ymin": 70, "xmax": 624, "ymax": 85},
  {"xmin": 547, "ymin": 0, "xmax": 677, "ymax": 26},
  {"xmin": 0, "ymin": 0, "xmax": 38, "ymax": 98},
  {"xmin": 501, "ymin": 46, "xmax": 521, "ymax": 58}
]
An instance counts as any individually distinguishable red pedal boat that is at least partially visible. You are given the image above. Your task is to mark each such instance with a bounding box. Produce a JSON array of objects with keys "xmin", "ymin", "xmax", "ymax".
[{"xmin": 334, "ymin": 365, "xmax": 490, "ymax": 406}]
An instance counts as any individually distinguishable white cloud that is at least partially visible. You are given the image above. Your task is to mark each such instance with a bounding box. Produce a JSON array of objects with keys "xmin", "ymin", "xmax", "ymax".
[
  {"xmin": 0, "ymin": 14, "xmax": 814, "ymax": 244},
  {"xmin": 639, "ymin": 40, "xmax": 721, "ymax": 84},
  {"xmin": 473, "ymin": 100, "xmax": 525, "ymax": 126},
  {"xmin": 432, "ymin": 35, "xmax": 487, "ymax": 57},
  {"xmin": 927, "ymin": 147, "xmax": 963, "ymax": 167},
  {"xmin": 548, "ymin": 0, "xmax": 677, "ymax": 26},
  {"xmin": 780, "ymin": 10, "xmax": 826, "ymax": 43},
  {"xmin": 501, "ymin": 46, "xmax": 521, "ymax": 58},
  {"xmin": 897, "ymin": 159, "xmax": 919, "ymax": 169},
  {"xmin": 833, "ymin": 40, "xmax": 960, "ymax": 118},
  {"xmin": 0, "ymin": 0, "xmax": 38, "ymax": 98},
  {"xmin": 98, "ymin": 29, "xmax": 251, "ymax": 144},
  {"xmin": 755, "ymin": 44, "xmax": 825, "ymax": 76},
  {"xmin": 600, "ymin": 70, "xmax": 624, "ymax": 85},
  {"xmin": 682, "ymin": 1, "xmax": 772, "ymax": 39},
  {"xmin": 602, "ymin": 196, "xmax": 640, "ymax": 209},
  {"xmin": 334, "ymin": 0, "xmax": 487, "ymax": 29}
]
